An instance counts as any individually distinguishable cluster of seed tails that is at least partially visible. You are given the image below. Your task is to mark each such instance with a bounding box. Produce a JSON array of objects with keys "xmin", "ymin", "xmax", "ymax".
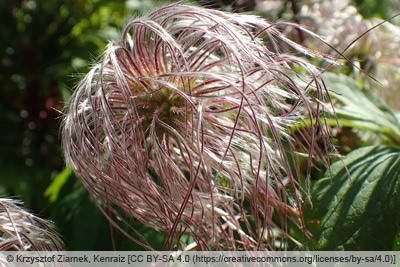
[
  {"xmin": 0, "ymin": 198, "xmax": 63, "ymax": 251},
  {"xmin": 62, "ymin": 3, "xmax": 337, "ymax": 250}
]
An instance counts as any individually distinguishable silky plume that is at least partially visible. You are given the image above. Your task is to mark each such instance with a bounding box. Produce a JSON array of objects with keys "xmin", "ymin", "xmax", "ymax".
[
  {"xmin": 62, "ymin": 3, "xmax": 336, "ymax": 250},
  {"xmin": 0, "ymin": 198, "xmax": 63, "ymax": 251}
]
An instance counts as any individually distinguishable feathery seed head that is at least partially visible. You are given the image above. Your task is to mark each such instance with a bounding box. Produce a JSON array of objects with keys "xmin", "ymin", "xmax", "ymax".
[
  {"xmin": 0, "ymin": 198, "xmax": 64, "ymax": 251},
  {"xmin": 62, "ymin": 4, "xmax": 334, "ymax": 250}
]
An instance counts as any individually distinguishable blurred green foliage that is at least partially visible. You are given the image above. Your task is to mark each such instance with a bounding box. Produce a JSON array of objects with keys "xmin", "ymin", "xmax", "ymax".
[{"xmin": 352, "ymin": 0, "xmax": 393, "ymax": 19}]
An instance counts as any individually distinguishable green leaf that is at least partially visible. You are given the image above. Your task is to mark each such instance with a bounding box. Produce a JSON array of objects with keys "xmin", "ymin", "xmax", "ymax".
[
  {"xmin": 44, "ymin": 167, "xmax": 72, "ymax": 202},
  {"xmin": 323, "ymin": 73, "xmax": 400, "ymax": 146},
  {"xmin": 304, "ymin": 145, "xmax": 400, "ymax": 250}
]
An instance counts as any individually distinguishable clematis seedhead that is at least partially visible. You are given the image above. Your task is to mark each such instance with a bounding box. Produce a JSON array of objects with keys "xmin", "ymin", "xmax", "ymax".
[
  {"xmin": 0, "ymin": 198, "xmax": 64, "ymax": 251},
  {"xmin": 62, "ymin": 3, "xmax": 335, "ymax": 250}
]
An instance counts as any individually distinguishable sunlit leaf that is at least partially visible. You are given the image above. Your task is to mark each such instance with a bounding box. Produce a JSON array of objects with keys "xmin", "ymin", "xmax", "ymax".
[
  {"xmin": 304, "ymin": 145, "xmax": 400, "ymax": 250},
  {"xmin": 323, "ymin": 73, "xmax": 400, "ymax": 146},
  {"xmin": 44, "ymin": 167, "xmax": 72, "ymax": 202}
]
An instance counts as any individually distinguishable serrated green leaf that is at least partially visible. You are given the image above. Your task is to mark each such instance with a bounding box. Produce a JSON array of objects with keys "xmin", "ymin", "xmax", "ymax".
[
  {"xmin": 304, "ymin": 145, "xmax": 400, "ymax": 250},
  {"xmin": 323, "ymin": 73, "xmax": 400, "ymax": 146}
]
